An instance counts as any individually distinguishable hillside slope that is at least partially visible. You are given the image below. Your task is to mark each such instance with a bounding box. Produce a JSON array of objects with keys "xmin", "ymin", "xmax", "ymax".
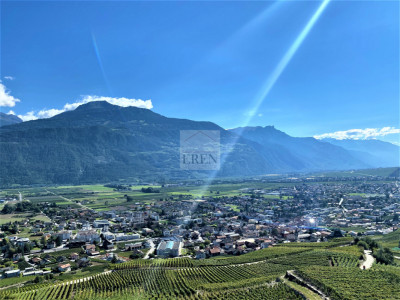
[
  {"xmin": 0, "ymin": 103, "xmax": 372, "ymax": 185},
  {"xmin": 0, "ymin": 112, "xmax": 22, "ymax": 127},
  {"xmin": 229, "ymin": 126, "xmax": 369, "ymax": 172},
  {"xmin": 322, "ymin": 138, "xmax": 400, "ymax": 167}
]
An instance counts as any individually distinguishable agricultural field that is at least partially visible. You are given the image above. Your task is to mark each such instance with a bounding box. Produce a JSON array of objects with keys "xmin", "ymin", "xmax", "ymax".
[
  {"xmin": 0, "ymin": 213, "xmax": 50, "ymax": 225},
  {"xmin": 0, "ymin": 213, "xmax": 27, "ymax": 225},
  {"xmin": 313, "ymin": 167, "xmax": 400, "ymax": 178},
  {"xmin": 1, "ymin": 182, "xmax": 291, "ymax": 213},
  {"xmin": 296, "ymin": 265, "xmax": 400, "ymax": 299},
  {"xmin": 2, "ymin": 179, "xmax": 390, "ymax": 213},
  {"xmin": 373, "ymin": 229, "xmax": 400, "ymax": 249},
  {"xmin": 1, "ymin": 184, "xmax": 167, "ymax": 212},
  {"xmin": 1, "ymin": 242, "xmax": 397, "ymax": 300}
]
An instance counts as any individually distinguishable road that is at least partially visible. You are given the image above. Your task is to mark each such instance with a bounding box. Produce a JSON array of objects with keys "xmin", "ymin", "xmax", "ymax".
[
  {"xmin": 23, "ymin": 254, "xmax": 35, "ymax": 267},
  {"xmin": 144, "ymin": 239, "xmax": 155, "ymax": 259},
  {"xmin": 23, "ymin": 244, "xmax": 69, "ymax": 263},
  {"xmin": 360, "ymin": 250, "xmax": 374, "ymax": 270},
  {"xmin": 43, "ymin": 244, "xmax": 69, "ymax": 254}
]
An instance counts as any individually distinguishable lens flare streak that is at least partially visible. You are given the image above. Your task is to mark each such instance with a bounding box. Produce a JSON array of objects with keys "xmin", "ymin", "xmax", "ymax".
[
  {"xmin": 198, "ymin": 0, "xmax": 331, "ymax": 197},
  {"xmin": 92, "ymin": 33, "xmax": 113, "ymax": 95}
]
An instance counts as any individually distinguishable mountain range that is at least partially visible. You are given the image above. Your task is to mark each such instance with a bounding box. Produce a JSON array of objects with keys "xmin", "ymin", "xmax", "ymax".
[
  {"xmin": 0, "ymin": 112, "xmax": 22, "ymax": 127},
  {"xmin": 0, "ymin": 101, "xmax": 398, "ymax": 185},
  {"xmin": 321, "ymin": 138, "xmax": 399, "ymax": 168}
]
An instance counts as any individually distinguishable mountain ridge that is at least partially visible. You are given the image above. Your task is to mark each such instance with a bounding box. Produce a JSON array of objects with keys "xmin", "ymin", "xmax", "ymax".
[
  {"xmin": 322, "ymin": 138, "xmax": 399, "ymax": 168},
  {"xmin": 0, "ymin": 102, "xmax": 396, "ymax": 185},
  {"xmin": 229, "ymin": 126, "xmax": 371, "ymax": 171},
  {"xmin": 0, "ymin": 112, "xmax": 22, "ymax": 127}
]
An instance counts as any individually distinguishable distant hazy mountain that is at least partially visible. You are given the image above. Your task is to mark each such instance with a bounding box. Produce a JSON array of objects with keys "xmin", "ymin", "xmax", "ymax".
[
  {"xmin": 322, "ymin": 138, "xmax": 400, "ymax": 168},
  {"xmin": 0, "ymin": 103, "xmax": 374, "ymax": 185},
  {"xmin": 314, "ymin": 167, "xmax": 400, "ymax": 178},
  {"xmin": 229, "ymin": 126, "xmax": 369, "ymax": 172},
  {"xmin": 0, "ymin": 112, "xmax": 22, "ymax": 127}
]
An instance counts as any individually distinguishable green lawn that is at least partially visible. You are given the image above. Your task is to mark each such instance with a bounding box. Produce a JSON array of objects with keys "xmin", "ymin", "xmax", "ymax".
[
  {"xmin": 31, "ymin": 214, "xmax": 50, "ymax": 222},
  {"xmin": 373, "ymin": 229, "xmax": 400, "ymax": 248},
  {"xmin": 226, "ymin": 204, "xmax": 240, "ymax": 212},
  {"xmin": 0, "ymin": 214, "xmax": 27, "ymax": 225},
  {"xmin": 0, "ymin": 275, "xmax": 35, "ymax": 289}
]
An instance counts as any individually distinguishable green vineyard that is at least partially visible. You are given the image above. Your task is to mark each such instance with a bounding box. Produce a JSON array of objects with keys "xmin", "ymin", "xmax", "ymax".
[
  {"xmin": 296, "ymin": 265, "xmax": 400, "ymax": 299},
  {"xmin": 0, "ymin": 243, "xmax": 399, "ymax": 300}
]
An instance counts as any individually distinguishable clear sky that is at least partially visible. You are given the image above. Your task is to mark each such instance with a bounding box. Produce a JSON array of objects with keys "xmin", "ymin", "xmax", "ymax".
[{"xmin": 1, "ymin": 0, "xmax": 399, "ymax": 143}]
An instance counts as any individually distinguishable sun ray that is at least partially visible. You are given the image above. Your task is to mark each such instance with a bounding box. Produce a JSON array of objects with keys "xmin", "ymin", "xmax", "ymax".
[
  {"xmin": 92, "ymin": 33, "xmax": 113, "ymax": 95},
  {"xmin": 197, "ymin": 0, "xmax": 331, "ymax": 198}
]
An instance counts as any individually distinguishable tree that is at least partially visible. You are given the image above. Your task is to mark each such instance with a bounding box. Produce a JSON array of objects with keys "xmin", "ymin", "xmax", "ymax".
[
  {"xmin": 332, "ymin": 229, "xmax": 343, "ymax": 238},
  {"xmin": 55, "ymin": 235, "xmax": 62, "ymax": 247},
  {"xmin": 34, "ymin": 276, "xmax": 44, "ymax": 283},
  {"xmin": 102, "ymin": 239, "xmax": 112, "ymax": 250},
  {"xmin": 1, "ymin": 204, "xmax": 14, "ymax": 214},
  {"xmin": 129, "ymin": 251, "xmax": 144, "ymax": 259},
  {"xmin": 271, "ymin": 228, "xmax": 279, "ymax": 237},
  {"xmin": 23, "ymin": 243, "xmax": 31, "ymax": 253},
  {"xmin": 40, "ymin": 235, "xmax": 46, "ymax": 248},
  {"xmin": 362, "ymin": 237, "xmax": 379, "ymax": 249},
  {"xmin": 357, "ymin": 240, "xmax": 369, "ymax": 250},
  {"xmin": 374, "ymin": 247, "xmax": 394, "ymax": 265},
  {"xmin": 141, "ymin": 187, "xmax": 160, "ymax": 193},
  {"xmin": 125, "ymin": 195, "xmax": 134, "ymax": 202},
  {"xmin": 111, "ymin": 255, "xmax": 118, "ymax": 264}
]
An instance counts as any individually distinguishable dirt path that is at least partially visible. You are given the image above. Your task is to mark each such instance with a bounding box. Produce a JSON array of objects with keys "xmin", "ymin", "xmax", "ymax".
[
  {"xmin": 45, "ymin": 189, "xmax": 91, "ymax": 210},
  {"xmin": 283, "ymin": 276, "xmax": 323, "ymax": 300},
  {"xmin": 144, "ymin": 239, "xmax": 155, "ymax": 259},
  {"xmin": 360, "ymin": 250, "xmax": 374, "ymax": 270},
  {"xmin": 17, "ymin": 270, "xmax": 113, "ymax": 295},
  {"xmin": 286, "ymin": 270, "xmax": 330, "ymax": 300},
  {"xmin": 0, "ymin": 283, "xmax": 25, "ymax": 290}
]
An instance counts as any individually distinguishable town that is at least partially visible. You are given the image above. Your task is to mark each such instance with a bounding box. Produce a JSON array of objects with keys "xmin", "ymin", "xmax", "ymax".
[{"xmin": 0, "ymin": 174, "xmax": 399, "ymax": 282}]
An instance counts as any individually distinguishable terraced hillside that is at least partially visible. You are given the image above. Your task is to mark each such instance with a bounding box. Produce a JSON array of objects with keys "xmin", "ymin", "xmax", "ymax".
[{"xmin": 1, "ymin": 240, "xmax": 399, "ymax": 300}]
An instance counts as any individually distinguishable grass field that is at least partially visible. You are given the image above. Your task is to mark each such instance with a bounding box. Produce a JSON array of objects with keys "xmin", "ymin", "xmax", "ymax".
[
  {"xmin": 226, "ymin": 204, "xmax": 240, "ymax": 212},
  {"xmin": 0, "ymin": 176, "xmax": 397, "ymax": 215},
  {"xmin": 0, "ymin": 213, "xmax": 27, "ymax": 225},
  {"xmin": 0, "ymin": 275, "xmax": 35, "ymax": 289},
  {"xmin": 314, "ymin": 167, "xmax": 400, "ymax": 178},
  {"xmin": 373, "ymin": 229, "xmax": 400, "ymax": 248}
]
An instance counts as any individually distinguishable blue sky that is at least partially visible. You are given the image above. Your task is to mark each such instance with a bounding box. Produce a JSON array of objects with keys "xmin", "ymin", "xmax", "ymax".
[{"xmin": 1, "ymin": 0, "xmax": 399, "ymax": 143}]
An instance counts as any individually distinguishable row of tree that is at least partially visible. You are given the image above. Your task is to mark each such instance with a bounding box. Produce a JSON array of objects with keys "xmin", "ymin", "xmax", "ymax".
[{"xmin": 1, "ymin": 201, "xmax": 41, "ymax": 214}]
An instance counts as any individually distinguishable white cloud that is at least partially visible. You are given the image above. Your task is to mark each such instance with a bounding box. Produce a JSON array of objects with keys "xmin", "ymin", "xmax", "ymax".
[
  {"xmin": 7, "ymin": 110, "xmax": 16, "ymax": 115},
  {"xmin": 64, "ymin": 95, "xmax": 153, "ymax": 110},
  {"xmin": 17, "ymin": 95, "xmax": 153, "ymax": 121},
  {"xmin": 4, "ymin": 76, "xmax": 15, "ymax": 81},
  {"xmin": 37, "ymin": 108, "xmax": 65, "ymax": 119},
  {"xmin": 0, "ymin": 83, "xmax": 20, "ymax": 107},
  {"xmin": 18, "ymin": 111, "xmax": 39, "ymax": 121},
  {"xmin": 314, "ymin": 127, "xmax": 400, "ymax": 140}
]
